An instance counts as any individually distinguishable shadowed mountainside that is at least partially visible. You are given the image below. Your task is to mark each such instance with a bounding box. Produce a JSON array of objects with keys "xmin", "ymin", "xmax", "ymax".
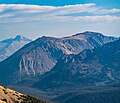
[
  {"xmin": 33, "ymin": 38, "xmax": 120, "ymax": 90},
  {"xmin": 0, "ymin": 31, "xmax": 117, "ymax": 85}
]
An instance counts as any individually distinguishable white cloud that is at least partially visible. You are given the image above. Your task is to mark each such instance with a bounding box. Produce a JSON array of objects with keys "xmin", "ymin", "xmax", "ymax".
[
  {"xmin": 0, "ymin": 3, "xmax": 97, "ymax": 14},
  {"xmin": 0, "ymin": 3, "xmax": 120, "ymax": 22},
  {"xmin": 75, "ymin": 15, "xmax": 120, "ymax": 21},
  {"xmin": 0, "ymin": 14, "xmax": 13, "ymax": 18},
  {"xmin": 96, "ymin": 8, "xmax": 120, "ymax": 14},
  {"xmin": 0, "ymin": 4, "xmax": 55, "ymax": 13}
]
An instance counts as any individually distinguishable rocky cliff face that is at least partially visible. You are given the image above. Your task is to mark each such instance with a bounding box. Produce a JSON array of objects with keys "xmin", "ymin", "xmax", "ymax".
[
  {"xmin": 33, "ymin": 39, "xmax": 120, "ymax": 90},
  {"xmin": 0, "ymin": 31, "xmax": 118, "ymax": 85}
]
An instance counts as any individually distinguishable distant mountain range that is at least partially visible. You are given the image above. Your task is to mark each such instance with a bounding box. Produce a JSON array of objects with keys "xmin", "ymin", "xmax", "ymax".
[
  {"xmin": 0, "ymin": 35, "xmax": 31, "ymax": 62},
  {"xmin": 0, "ymin": 31, "xmax": 120, "ymax": 103},
  {"xmin": 14, "ymin": 37, "xmax": 120, "ymax": 103},
  {"xmin": 33, "ymin": 38, "xmax": 120, "ymax": 91},
  {"xmin": 0, "ymin": 31, "xmax": 118, "ymax": 85}
]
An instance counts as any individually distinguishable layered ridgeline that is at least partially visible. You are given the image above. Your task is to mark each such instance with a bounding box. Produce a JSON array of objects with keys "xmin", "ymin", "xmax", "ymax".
[
  {"xmin": 0, "ymin": 35, "xmax": 31, "ymax": 62},
  {"xmin": 0, "ymin": 84, "xmax": 46, "ymax": 103},
  {"xmin": 33, "ymin": 38, "xmax": 120, "ymax": 90},
  {"xmin": 0, "ymin": 31, "xmax": 118, "ymax": 85},
  {"xmin": 53, "ymin": 83, "xmax": 120, "ymax": 103}
]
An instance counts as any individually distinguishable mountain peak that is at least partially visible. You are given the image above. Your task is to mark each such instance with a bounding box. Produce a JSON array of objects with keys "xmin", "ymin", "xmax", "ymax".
[
  {"xmin": 15, "ymin": 35, "xmax": 24, "ymax": 39},
  {"xmin": 73, "ymin": 31, "xmax": 104, "ymax": 37},
  {"xmin": 0, "ymin": 35, "xmax": 31, "ymax": 62},
  {"xmin": 36, "ymin": 36, "xmax": 57, "ymax": 42},
  {"xmin": 14, "ymin": 35, "xmax": 31, "ymax": 41}
]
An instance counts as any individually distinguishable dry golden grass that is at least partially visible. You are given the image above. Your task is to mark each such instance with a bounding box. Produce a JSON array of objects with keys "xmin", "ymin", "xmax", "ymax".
[{"xmin": 0, "ymin": 84, "xmax": 24, "ymax": 103}]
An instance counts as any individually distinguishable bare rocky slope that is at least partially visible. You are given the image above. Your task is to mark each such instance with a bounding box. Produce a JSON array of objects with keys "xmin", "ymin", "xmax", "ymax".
[
  {"xmin": 0, "ymin": 31, "xmax": 118, "ymax": 85},
  {"xmin": 33, "ymin": 38, "xmax": 120, "ymax": 90}
]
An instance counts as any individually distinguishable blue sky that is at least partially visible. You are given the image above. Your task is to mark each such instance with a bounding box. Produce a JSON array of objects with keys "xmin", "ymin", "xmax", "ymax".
[
  {"xmin": 0, "ymin": 0, "xmax": 120, "ymax": 40},
  {"xmin": 0, "ymin": 0, "xmax": 120, "ymax": 8}
]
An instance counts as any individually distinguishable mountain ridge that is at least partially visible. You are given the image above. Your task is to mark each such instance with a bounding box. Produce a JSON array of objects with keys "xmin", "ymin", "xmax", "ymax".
[
  {"xmin": 0, "ymin": 31, "xmax": 118, "ymax": 85},
  {"xmin": 33, "ymin": 39, "xmax": 120, "ymax": 90}
]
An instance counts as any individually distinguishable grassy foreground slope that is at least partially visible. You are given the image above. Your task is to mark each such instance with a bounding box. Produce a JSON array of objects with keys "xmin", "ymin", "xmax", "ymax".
[{"xmin": 0, "ymin": 84, "xmax": 47, "ymax": 103}]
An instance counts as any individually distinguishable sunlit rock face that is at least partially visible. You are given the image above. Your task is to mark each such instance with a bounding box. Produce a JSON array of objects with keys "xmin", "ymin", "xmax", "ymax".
[
  {"xmin": 33, "ymin": 39, "xmax": 120, "ymax": 90},
  {"xmin": 0, "ymin": 31, "xmax": 118, "ymax": 85}
]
